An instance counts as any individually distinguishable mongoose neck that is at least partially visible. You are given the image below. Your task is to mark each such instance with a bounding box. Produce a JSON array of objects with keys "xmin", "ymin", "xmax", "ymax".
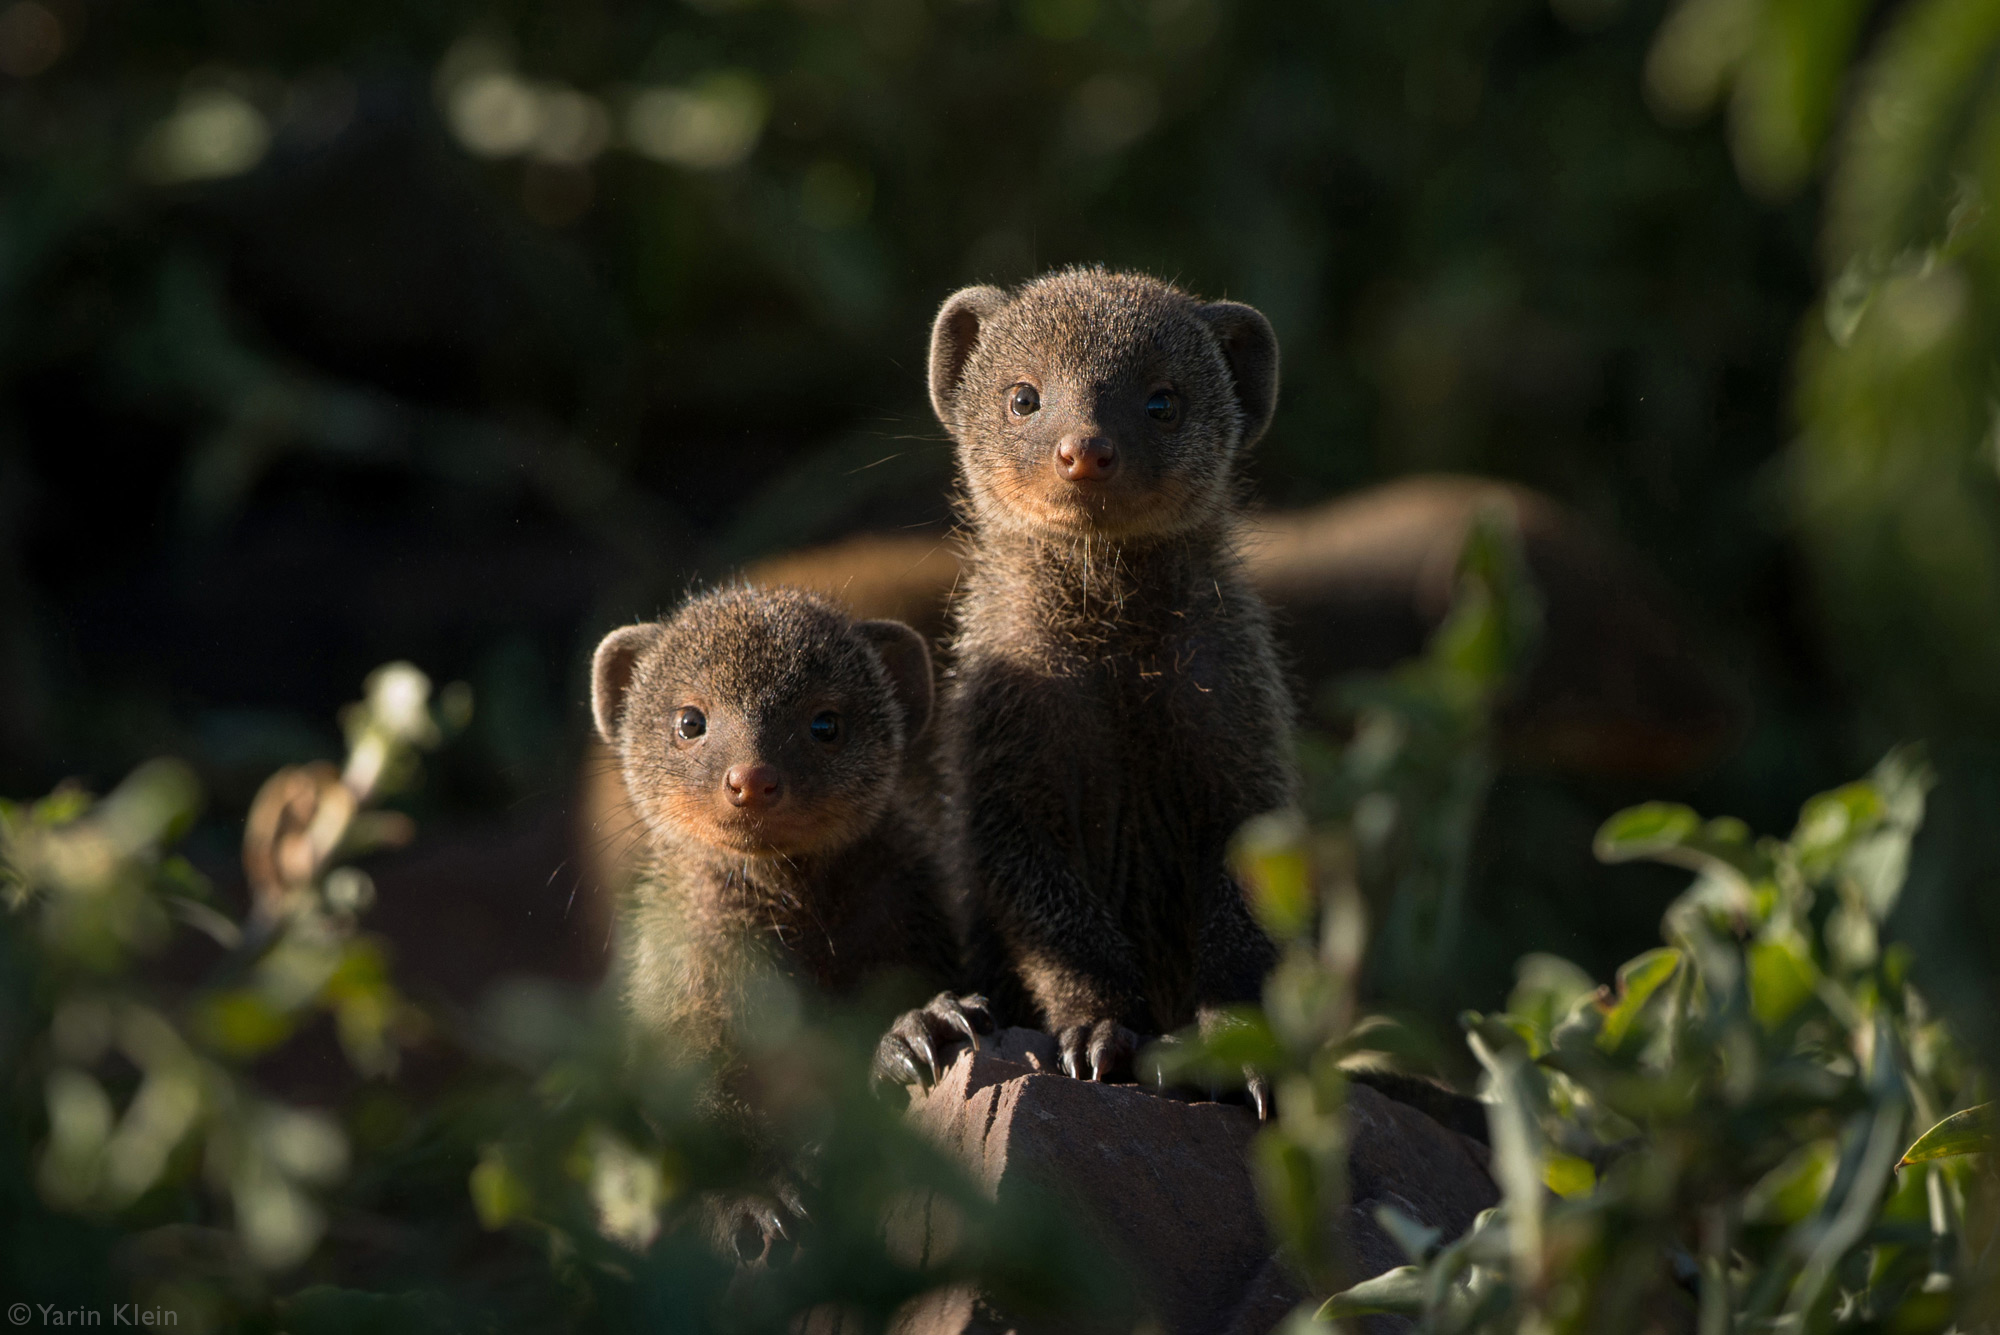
[
  {"xmin": 978, "ymin": 520, "xmax": 1245, "ymax": 625},
  {"xmin": 645, "ymin": 836, "xmax": 844, "ymax": 925}
]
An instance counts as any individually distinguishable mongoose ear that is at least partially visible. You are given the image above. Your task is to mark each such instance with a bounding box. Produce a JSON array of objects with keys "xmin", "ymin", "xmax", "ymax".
[
  {"xmin": 591, "ymin": 623, "xmax": 662, "ymax": 744},
  {"xmin": 855, "ymin": 619, "xmax": 934, "ymax": 739},
  {"xmin": 929, "ymin": 285, "xmax": 1009, "ymax": 426},
  {"xmin": 1198, "ymin": 301, "xmax": 1281, "ymax": 448}
]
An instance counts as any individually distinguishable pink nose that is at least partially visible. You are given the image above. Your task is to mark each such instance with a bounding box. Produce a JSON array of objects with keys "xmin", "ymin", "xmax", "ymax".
[
  {"xmin": 724, "ymin": 763, "xmax": 782, "ymax": 809},
  {"xmin": 1055, "ymin": 435, "xmax": 1116, "ymax": 481}
]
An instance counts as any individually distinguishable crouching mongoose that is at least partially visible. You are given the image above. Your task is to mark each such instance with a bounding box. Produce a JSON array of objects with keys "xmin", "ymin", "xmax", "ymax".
[{"xmin": 591, "ymin": 586, "xmax": 983, "ymax": 1261}]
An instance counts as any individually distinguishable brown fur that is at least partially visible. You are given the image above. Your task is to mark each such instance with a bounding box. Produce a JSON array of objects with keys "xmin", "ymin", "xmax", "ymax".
[
  {"xmin": 574, "ymin": 478, "xmax": 1747, "ymax": 998},
  {"xmin": 590, "ymin": 587, "xmax": 959, "ymax": 1068},
  {"xmin": 928, "ymin": 268, "xmax": 1294, "ymax": 1053}
]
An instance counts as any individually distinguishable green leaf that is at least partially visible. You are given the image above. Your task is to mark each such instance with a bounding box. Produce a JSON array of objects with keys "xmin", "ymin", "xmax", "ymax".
[
  {"xmin": 1598, "ymin": 949, "xmax": 1681, "ymax": 1052},
  {"xmin": 1468, "ymin": 1031, "xmax": 1545, "ymax": 1281},
  {"xmin": 1748, "ymin": 933, "xmax": 1820, "ymax": 1030},
  {"xmin": 1743, "ymin": 1139, "xmax": 1838, "ymax": 1225},
  {"xmin": 1200, "ymin": 1008, "xmax": 1288, "ymax": 1072},
  {"xmin": 1898, "ymin": 1103, "xmax": 1994, "ymax": 1170},
  {"xmin": 1374, "ymin": 1202, "xmax": 1442, "ymax": 1263},
  {"xmin": 1315, "ymin": 1264, "xmax": 1429, "ymax": 1320},
  {"xmin": 1252, "ymin": 1131, "xmax": 1322, "ymax": 1264},
  {"xmin": 1835, "ymin": 748, "xmax": 1933, "ymax": 921},
  {"xmin": 1148, "ymin": 1009, "xmax": 1286, "ymax": 1086},
  {"xmin": 1231, "ymin": 810, "xmax": 1315, "ymax": 941},
  {"xmin": 1543, "ymin": 1154, "xmax": 1595, "ymax": 1199},
  {"xmin": 1504, "ymin": 953, "xmax": 1597, "ymax": 1055},
  {"xmin": 1461, "ymin": 1009, "xmax": 1535, "ymax": 1062},
  {"xmin": 1596, "ymin": 804, "xmax": 1770, "ymax": 885},
  {"xmin": 469, "ymin": 1145, "xmax": 531, "ymax": 1229},
  {"xmin": 1790, "ymin": 781, "xmax": 1885, "ymax": 879},
  {"xmin": 192, "ymin": 988, "xmax": 296, "ymax": 1058},
  {"xmin": 1594, "ymin": 802, "xmax": 1700, "ymax": 858},
  {"xmin": 29, "ymin": 783, "xmax": 94, "ymax": 828}
]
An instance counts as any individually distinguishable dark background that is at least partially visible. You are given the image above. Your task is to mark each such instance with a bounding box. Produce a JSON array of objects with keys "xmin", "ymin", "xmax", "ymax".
[{"xmin": 0, "ymin": 0, "xmax": 1866, "ymax": 1014}]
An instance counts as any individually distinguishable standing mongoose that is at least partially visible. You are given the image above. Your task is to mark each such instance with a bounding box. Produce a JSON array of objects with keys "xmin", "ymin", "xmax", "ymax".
[
  {"xmin": 591, "ymin": 585, "xmax": 982, "ymax": 1259},
  {"xmin": 885, "ymin": 267, "xmax": 1295, "ymax": 1103}
]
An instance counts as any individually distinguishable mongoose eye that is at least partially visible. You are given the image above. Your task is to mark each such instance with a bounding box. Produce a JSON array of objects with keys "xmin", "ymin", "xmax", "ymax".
[
  {"xmin": 1145, "ymin": 390, "xmax": 1179, "ymax": 423},
  {"xmin": 809, "ymin": 711, "xmax": 842, "ymax": 743},
  {"xmin": 675, "ymin": 707, "xmax": 707, "ymax": 740},
  {"xmin": 1008, "ymin": 383, "xmax": 1040, "ymax": 417}
]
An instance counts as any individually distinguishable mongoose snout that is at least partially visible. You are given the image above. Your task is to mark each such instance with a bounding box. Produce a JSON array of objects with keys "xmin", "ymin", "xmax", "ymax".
[
  {"xmin": 653, "ymin": 699, "xmax": 864, "ymax": 857},
  {"xmin": 1053, "ymin": 432, "xmax": 1116, "ymax": 481},
  {"xmin": 722, "ymin": 761, "xmax": 783, "ymax": 809},
  {"xmin": 593, "ymin": 587, "xmax": 929, "ymax": 861}
]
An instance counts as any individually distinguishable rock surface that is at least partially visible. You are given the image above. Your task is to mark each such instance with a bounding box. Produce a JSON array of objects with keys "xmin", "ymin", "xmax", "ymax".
[{"xmin": 891, "ymin": 1029, "xmax": 1497, "ymax": 1335}]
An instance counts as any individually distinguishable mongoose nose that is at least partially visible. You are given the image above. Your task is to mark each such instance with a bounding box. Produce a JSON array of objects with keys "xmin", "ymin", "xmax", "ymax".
[
  {"xmin": 724, "ymin": 763, "xmax": 783, "ymax": 809},
  {"xmin": 1055, "ymin": 435, "xmax": 1117, "ymax": 482}
]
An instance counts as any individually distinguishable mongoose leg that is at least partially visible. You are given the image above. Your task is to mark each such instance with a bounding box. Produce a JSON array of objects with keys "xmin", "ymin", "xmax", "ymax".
[{"xmin": 873, "ymin": 991, "xmax": 994, "ymax": 1088}]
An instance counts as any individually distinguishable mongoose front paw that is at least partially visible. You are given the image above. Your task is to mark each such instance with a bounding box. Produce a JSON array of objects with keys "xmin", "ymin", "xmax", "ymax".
[
  {"xmin": 1056, "ymin": 1019, "xmax": 1140, "ymax": 1082},
  {"xmin": 702, "ymin": 1190, "xmax": 804, "ymax": 1269},
  {"xmin": 872, "ymin": 991, "xmax": 994, "ymax": 1089}
]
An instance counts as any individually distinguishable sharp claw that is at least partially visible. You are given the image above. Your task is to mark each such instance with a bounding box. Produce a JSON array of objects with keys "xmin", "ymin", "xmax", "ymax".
[
  {"xmin": 944, "ymin": 1004, "xmax": 981, "ymax": 1051},
  {"xmin": 1249, "ymin": 1078, "xmax": 1271, "ymax": 1121},
  {"xmin": 1060, "ymin": 1043, "xmax": 1082, "ymax": 1080},
  {"xmin": 879, "ymin": 1044, "xmax": 923, "ymax": 1088},
  {"xmin": 907, "ymin": 1027, "xmax": 939, "ymax": 1082}
]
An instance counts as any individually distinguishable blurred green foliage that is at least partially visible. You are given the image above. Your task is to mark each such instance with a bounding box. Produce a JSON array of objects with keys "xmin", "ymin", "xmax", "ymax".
[
  {"xmin": 1300, "ymin": 511, "xmax": 1542, "ymax": 1018},
  {"xmin": 1323, "ymin": 746, "xmax": 1991, "ymax": 1334},
  {"xmin": 0, "ymin": 667, "xmax": 1116, "ymax": 1333},
  {"xmin": 0, "ymin": 666, "xmax": 442, "ymax": 1280},
  {"xmin": 4, "ymin": 0, "xmax": 2000, "ymax": 1327},
  {"xmin": 1162, "ymin": 517, "xmax": 1544, "ymax": 1295},
  {"xmin": 1215, "ymin": 637, "xmax": 1993, "ymax": 1330}
]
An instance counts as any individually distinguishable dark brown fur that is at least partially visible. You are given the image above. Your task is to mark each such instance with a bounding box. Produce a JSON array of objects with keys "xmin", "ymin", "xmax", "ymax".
[
  {"xmin": 591, "ymin": 586, "xmax": 959, "ymax": 1068},
  {"xmin": 928, "ymin": 268, "xmax": 1295, "ymax": 1074},
  {"xmin": 575, "ymin": 479, "xmax": 1745, "ymax": 957}
]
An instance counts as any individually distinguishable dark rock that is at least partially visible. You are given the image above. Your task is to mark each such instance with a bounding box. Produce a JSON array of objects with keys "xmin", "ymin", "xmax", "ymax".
[{"xmin": 891, "ymin": 1030, "xmax": 1496, "ymax": 1335}]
